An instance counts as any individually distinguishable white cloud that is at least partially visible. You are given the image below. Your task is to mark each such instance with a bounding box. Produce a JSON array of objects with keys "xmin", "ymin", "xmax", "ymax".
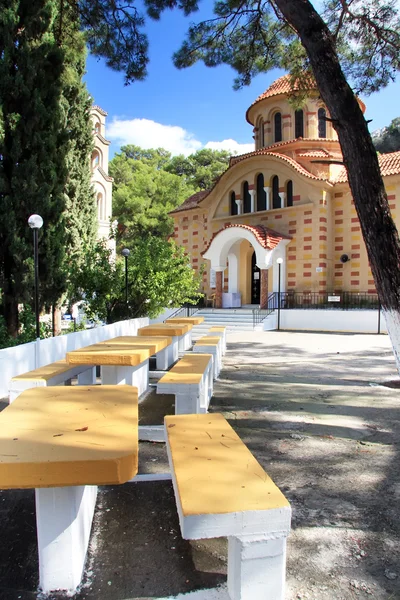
[
  {"xmin": 107, "ymin": 117, "xmax": 254, "ymax": 157},
  {"xmin": 205, "ymin": 139, "xmax": 254, "ymax": 155},
  {"xmin": 108, "ymin": 117, "xmax": 202, "ymax": 156}
]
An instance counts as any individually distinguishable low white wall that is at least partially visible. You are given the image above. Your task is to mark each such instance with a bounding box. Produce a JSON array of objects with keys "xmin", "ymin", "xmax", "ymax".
[
  {"xmin": 270, "ymin": 309, "xmax": 387, "ymax": 334},
  {"xmin": 0, "ymin": 317, "xmax": 149, "ymax": 399}
]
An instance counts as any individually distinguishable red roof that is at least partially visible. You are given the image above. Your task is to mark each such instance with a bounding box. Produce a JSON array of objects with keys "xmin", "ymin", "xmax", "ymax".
[
  {"xmin": 230, "ymin": 150, "xmax": 329, "ymax": 181},
  {"xmin": 169, "ymin": 190, "xmax": 210, "ymax": 214},
  {"xmin": 202, "ymin": 224, "xmax": 291, "ymax": 255},
  {"xmin": 333, "ymin": 151, "xmax": 400, "ymax": 184},
  {"xmin": 253, "ymin": 74, "xmax": 317, "ymax": 105}
]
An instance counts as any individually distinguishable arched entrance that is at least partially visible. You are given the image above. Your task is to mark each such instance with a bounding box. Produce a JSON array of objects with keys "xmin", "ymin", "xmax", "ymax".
[
  {"xmin": 251, "ymin": 252, "xmax": 260, "ymax": 304},
  {"xmin": 202, "ymin": 224, "xmax": 291, "ymax": 308}
]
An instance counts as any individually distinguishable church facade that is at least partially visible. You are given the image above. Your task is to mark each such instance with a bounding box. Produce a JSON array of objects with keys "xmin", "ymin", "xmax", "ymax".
[{"xmin": 170, "ymin": 75, "xmax": 400, "ymax": 308}]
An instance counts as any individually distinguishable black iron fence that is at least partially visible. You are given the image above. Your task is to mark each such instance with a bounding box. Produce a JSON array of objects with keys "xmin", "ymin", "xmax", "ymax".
[{"xmin": 268, "ymin": 291, "xmax": 380, "ymax": 310}]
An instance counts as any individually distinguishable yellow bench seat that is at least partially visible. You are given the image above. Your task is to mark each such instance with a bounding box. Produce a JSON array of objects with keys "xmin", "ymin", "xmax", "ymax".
[
  {"xmin": 165, "ymin": 413, "xmax": 291, "ymax": 599},
  {"xmin": 0, "ymin": 385, "xmax": 138, "ymax": 489},
  {"xmin": 165, "ymin": 316, "xmax": 204, "ymax": 326}
]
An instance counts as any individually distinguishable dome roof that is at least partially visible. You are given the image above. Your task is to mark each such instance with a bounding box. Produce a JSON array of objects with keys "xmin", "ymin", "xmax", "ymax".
[{"xmin": 246, "ymin": 74, "xmax": 318, "ymax": 124}]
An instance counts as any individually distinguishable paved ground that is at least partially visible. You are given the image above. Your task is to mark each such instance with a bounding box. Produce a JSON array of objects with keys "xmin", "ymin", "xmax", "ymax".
[{"xmin": 1, "ymin": 330, "xmax": 400, "ymax": 599}]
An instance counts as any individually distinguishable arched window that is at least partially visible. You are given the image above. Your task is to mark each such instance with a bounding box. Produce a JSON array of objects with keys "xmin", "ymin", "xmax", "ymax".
[
  {"xmin": 274, "ymin": 112, "xmax": 282, "ymax": 143},
  {"xmin": 295, "ymin": 110, "xmax": 304, "ymax": 138},
  {"xmin": 97, "ymin": 192, "xmax": 104, "ymax": 220},
  {"xmin": 94, "ymin": 122, "xmax": 101, "ymax": 134},
  {"xmin": 287, "ymin": 180, "xmax": 293, "ymax": 207},
  {"xmin": 256, "ymin": 174, "xmax": 266, "ymax": 211},
  {"xmin": 230, "ymin": 191, "xmax": 238, "ymax": 215},
  {"xmin": 243, "ymin": 181, "xmax": 251, "ymax": 213},
  {"xmin": 318, "ymin": 108, "xmax": 327, "ymax": 138},
  {"xmin": 272, "ymin": 176, "xmax": 280, "ymax": 209},
  {"xmin": 92, "ymin": 150, "xmax": 100, "ymax": 170}
]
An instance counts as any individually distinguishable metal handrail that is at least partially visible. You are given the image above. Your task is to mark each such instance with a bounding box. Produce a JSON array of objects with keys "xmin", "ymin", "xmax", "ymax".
[
  {"xmin": 164, "ymin": 304, "xmax": 200, "ymax": 321},
  {"xmin": 252, "ymin": 293, "xmax": 277, "ymax": 328}
]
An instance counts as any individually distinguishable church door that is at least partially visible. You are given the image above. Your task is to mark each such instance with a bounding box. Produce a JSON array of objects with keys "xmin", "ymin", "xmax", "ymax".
[{"xmin": 251, "ymin": 252, "xmax": 260, "ymax": 304}]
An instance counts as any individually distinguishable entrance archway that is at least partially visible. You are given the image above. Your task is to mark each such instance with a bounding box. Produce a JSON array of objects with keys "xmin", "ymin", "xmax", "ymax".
[{"xmin": 202, "ymin": 224, "xmax": 291, "ymax": 308}]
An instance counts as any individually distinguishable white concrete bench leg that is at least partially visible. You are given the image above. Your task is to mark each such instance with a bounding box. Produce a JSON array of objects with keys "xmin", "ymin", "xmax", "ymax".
[
  {"xmin": 228, "ymin": 534, "xmax": 288, "ymax": 600},
  {"xmin": 178, "ymin": 331, "xmax": 192, "ymax": 352},
  {"xmin": 35, "ymin": 485, "xmax": 97, "ymax": 594},
  {"xmin": 167, "ymin": 337, "xmax": 180, "ymax": 365},
  {"xmin": 155, "ymin": 347, "xmax": 169, "ymax": 370},
  {"xmin": 77, "ymin": 367, "xmax": 97, "ymax": 385},
  {"xmin": 175, "ymin": 391, "xmax": 199, "ymax": 414},
  {"xmin": 101, "ymin": 360, "xmax": 149, "ymax": 396},
  {"xmin": 193, "ymin": 345, "xmax": 221, "ymax": 379}
]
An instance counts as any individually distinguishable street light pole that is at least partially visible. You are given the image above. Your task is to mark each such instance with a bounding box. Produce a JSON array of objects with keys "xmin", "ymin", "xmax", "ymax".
[
  {"xmin": 277, "ymin": 257, "xmax": 283, "ymax": 331},
  {"xmin": 28, "ymin": 214, "xmax": 44, "ymax": 340},
  {"xmin": 121, "ymin": 248, "xmax": 130, "ymax": 305}
]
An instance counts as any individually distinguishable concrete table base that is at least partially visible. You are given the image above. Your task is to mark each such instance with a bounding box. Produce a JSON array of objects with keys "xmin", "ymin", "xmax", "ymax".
[
  {"xmin": 101, "ymin": 360, "xmax": 149, "ymax": 396},
  {"xmin": 36, "ymin": 485, "xmax": 98, "ymax": 594}
]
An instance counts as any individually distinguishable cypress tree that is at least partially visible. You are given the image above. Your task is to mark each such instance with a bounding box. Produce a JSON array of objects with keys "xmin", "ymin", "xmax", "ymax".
[{"xmin": 0, "ymin": 0, "xmax": 96, "ymax": 336}]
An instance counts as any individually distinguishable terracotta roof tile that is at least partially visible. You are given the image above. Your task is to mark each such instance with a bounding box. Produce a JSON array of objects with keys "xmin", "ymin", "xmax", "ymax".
[
  {"xmin": 169, "ymin": 190, "xmax": 210, "ymax": 214},
  {"xmin": 97, "ymin": 166, "xmax": 113, "ymax": 182},
  {"xmin": 230, "ymin": 150, "xmax": 328, "ymax": 181},
  {"xmin": 202, "ymin": 224, "xmax": 291, "ymax": 256},
  {"xmin": 297, "ymin": 150, "xmax": 330, "ymax": 158},
  {"xmin": 92, "ymin": 105, "xmax": 108, "ymax": 116},
  {"xmin": 333, "ymin": 151, "xmax": 400, "ymax": 184},
  {"xmin": 252, "ymin": 74, "xmax": 317, "ymax": 105}
]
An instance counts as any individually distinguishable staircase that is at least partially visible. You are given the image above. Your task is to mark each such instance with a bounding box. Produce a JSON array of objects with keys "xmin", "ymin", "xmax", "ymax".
[{"xmin": 191, "ymin": 307, "xmax": 273, "ymax": 339}]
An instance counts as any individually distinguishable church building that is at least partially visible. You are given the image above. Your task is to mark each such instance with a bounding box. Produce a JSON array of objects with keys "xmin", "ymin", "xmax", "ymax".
[
  {"xmin": 90, "ymin": 106, "xmax": 114, "ymax": 248},
  {"xmin": 170, "ymin": 74, "xmax": 400, "ymax": 309}
]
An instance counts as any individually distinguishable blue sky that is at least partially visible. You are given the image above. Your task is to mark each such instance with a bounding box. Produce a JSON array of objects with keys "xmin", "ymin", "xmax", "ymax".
[{"xmin": 84, "ymin": 6, "xmax": 400, "ymax": 159}]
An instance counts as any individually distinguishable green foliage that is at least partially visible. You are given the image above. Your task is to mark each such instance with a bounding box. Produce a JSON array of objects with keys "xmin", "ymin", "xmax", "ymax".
[
  {"xmin": 68, "ymin": 237, "xmax": 202, "ymax": 323},
  {"xmin": 110, "ymin": 145, "xmax": 231, "ymax": 239},
  {"xmin": 0, "ymin": 305, "xmax": 52, "ymax": 350},
  {"xmin": 165, "ymin": 148, "xmax": 231, "ymax": 190},
  {"xmin": 0, "ymin": 0, "xmax": 96, "ymax": 335},
  {"xmin": 373, "ymin": 117, "xmax": 400, "ymax": 153},
  {"xmin": 110, "ymin": 146, "xmax": 196, "ymax": 238}
]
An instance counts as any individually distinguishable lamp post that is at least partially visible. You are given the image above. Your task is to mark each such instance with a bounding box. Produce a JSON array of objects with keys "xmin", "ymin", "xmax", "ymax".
[
  {"xmin": 121, "ymin": 248, "xmax": 130, "ymax": 305},
  {"xmin": 277, "ymin": 257, "xmax": 283, "ymax": 331},
  {"xmin": 28, "ymin": 214, "xmax": 43, "ymax": 340}
]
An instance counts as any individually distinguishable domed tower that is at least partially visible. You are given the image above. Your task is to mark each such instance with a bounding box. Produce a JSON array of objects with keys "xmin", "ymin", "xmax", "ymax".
[{"xmin": 246, "ymin": 74, "xmax": 365, "ymax": 181}]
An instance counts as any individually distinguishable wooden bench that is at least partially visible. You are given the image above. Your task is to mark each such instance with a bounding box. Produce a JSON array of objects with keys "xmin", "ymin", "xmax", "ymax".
[
  {"xmin": 164, "ymin": 316, "xmax": 204, "ymax": 351},
  {"xmin": 208, "ymin": 325, "xmax": 227, "ymax": 355},
  {"xmin": 97, "ymin": 335, "xmax": 172, "ymax": 370},
  {"xmin": 67, "ymin": 340, "xmax": 154, "ymax": 396},
  {"xmin": 0, "ymin": 385, "xmax": 138, "ymax": 594},
  {"xmin": 138, "ymin": 323, "xmax": 193, "ymax": 360},
  {"xmin": 9, "ymin": 359, "xmax": 96, "ymax": 403},
  {"xmin": 193, "ymin": 336, "xmax": 222, "ymax": 378},
  {"xmin": 165, "ymin": 413, "xmax": 291, "ymax": 600},
  {"xmin": 157, "ymin": 353, "xmax": 213, "ymax": 415}
]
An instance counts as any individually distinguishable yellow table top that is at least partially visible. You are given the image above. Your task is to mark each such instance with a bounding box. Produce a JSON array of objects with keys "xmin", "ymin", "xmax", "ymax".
[
  {"xmin": 12, "ymin": 360, "xmax": 73, "ymax": 382},
  {"xmin": 0, "ymin": 386, "xmax": 138, "ymax": 489},
  {"xmin": 165, "ymin": 413, "xmax": 289, "ymax": 516},
  {"xmin": 138, "ymin": 323, "xmax": 191, "ymax": 337},
  {"xmin": 98, "ymin": 335, "xmax": 172, "ymax": 354},
  {"xmin": 165, "ymin": 316, "xmax": 204, "ymax": 326},
  {"xmin": 158, "ymin": 353, "xmax": 212, "ymax": 385},
  {"xmin": 194, "ymin": 336, "xmax": 221, "ymax": 347},
  {"xmin": 67, "ymin": 341, "xmax": 152, "ymax": 366},
  {"xmin": 209, "ymin": 326, "xmax": 226, "ymax": 332}
]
